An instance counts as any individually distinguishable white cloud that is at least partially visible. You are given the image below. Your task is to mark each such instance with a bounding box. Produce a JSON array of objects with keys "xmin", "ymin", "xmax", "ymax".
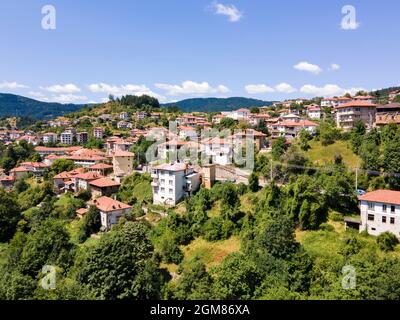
[
  {"xmin": 43, "ymin": 83, "xmax": 81, "ymax": 93},
  {"xmin": 155, "ymin": 81, "xmax": 230, "ymax": 96},
  {"xmin": 329, "ymin": 63, "xmax": 340, "ymax": 71},
  {"xmin": 0, "ymin": 81, "xmax": 29, "ymax": 90},
  {"xmin": 275, "ymin": 82, "xmax": 297, "ymax": 93},
  {"xmin": 300, "ymin": 84, "xmax": 366, "ymax": 97},
  {"xmin": 211, "ymin": 2, "xmax": 243, "ymax": 22},
  {"xmin": 87, "ymin": 83, "xmax": 165, "ymax": 101},
  {"xmin": 245, "ymin": 84, "xmax": 275, "ymax": 94},
  {"xmin": 294, "ymin": 61, "xmax": 323, "ymax": 75},
  {"xmin": 51, "ymin": 94, "xmax": 88, "ymax": 104},
  {"xmin": 28, "ymin": 91, "xmax": 49, "ymax": 101}
]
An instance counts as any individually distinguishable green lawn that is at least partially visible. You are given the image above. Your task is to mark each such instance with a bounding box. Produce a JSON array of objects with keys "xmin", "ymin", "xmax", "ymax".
[
  {"xmin": 181, "ymin": 236, "xmax": 241, "ymax": 270},
  {"xmin": 306, "ymin": 140, "xmax": 361, "ymax": 168}
]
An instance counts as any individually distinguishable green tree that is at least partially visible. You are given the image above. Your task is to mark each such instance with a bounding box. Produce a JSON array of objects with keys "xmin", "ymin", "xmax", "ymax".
[
  {"xmin": 77, "ymin": 222, "xmax": 166, "ymax": 299},
  {"xmin": 0, "ymin": 190, "xmax": 21, "ymax": 242},
  {"xmin": 259, "ymin": 215, "xmax": 299, "ymax": 260},
  {"xmin": 377, "ymin": 232, "xmax": 399, "ymax": 252},
  {"xmin": 271, "ymin": 137, "xmax": 288, "ymax": 161},
  {"xmin": 77, "ymin": 206, "xmax": 101, "ymax": 243},
  {"xmin": 51, "ymin": 158, "xmax": 75, "ymax": 174},
  {"xmin": 248, "ymin": 172, "xmax": 260, "ymax": 192}
]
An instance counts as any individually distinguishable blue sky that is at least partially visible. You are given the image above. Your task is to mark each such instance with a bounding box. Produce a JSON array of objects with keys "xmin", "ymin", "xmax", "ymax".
[{"xmin": 0, "ymin": 0, "xmax": 399, "ymax": 103}]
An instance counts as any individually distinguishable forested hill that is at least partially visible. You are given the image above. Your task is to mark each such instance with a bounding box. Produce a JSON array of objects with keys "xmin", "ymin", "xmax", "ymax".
[
  {"xmin": 162, "ymin": 97, "xmax": 272, "ymax": 112},
  {"xmin": 0, "ymin": 93, "xmax": 86, "ymax": 120}
]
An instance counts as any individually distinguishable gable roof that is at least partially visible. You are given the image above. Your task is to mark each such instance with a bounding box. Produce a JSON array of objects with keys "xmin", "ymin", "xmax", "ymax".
[
  {"xmin": 359, "ymin": 190, "xmax": 400, "ymax": 206},
  {"xmin": 90, "ymin": 196, "xmax": 132, "ymax": 212}
]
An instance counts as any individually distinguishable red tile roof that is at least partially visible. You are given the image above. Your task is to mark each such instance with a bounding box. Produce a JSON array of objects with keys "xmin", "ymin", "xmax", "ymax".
[
  {"xmin": 359, "ymin": 190, "xmax": 400, "ymax": 206},
  {"xmin": 89, "ymin": 178, "xmax": 120, "ymax": 188},
  {"xmin": 112, "ymin": 150, "xmax": 135, "ymax": 157},
  {"xmin": 336, "ymin": 101, "xmax": 377, "ymax": 109},
  {"xmin": 90, "ymin": 196, "xmax": 132, "ymax": 212}
]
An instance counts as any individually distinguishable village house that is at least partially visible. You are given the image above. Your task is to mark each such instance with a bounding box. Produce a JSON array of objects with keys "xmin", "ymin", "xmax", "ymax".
[
  {"xmin": 89, "ymin": 196, "xmax": 132, "ymax": 231},
  {"xmin": 19, "ymin": 162, "xmax": 50, "ymax": 177},
  {"xmin": 73, "ymin": 171, "xmax": 104, "ymax": 192},
  {"xmin": 178, "ymin": 126, "xmax": 198, "ymax": 140},
  {"xmin": 335, "ymin": 101, "xmax": 376, "ymax": 130},
  {"xmin": 89, "ymin": 177, "xmax": 121, "ymax": 198},
  {"xmin": 232, "ymin": 129, "xmax": 267, "ymax": 151},
  {"xmin": 201, "ymin": 137, "xmax": 234, "ymax": 166},
  {"xmin": 151, "ymin": 163, "xmax": 201, "ymax": 206},
  {"xmin": 306, "ymin": 105, "xmax": 322, "ymax": 119},
  {"xmin": 53, "ymin": 168, "xmax": 86, "ymax": 193},
  {"xmin": 270, "ymin": 119, "xmax": 318, "ymax": 139},
  {"xmin": 88, "ymin": 163, "xmax": 114, "ymax": 176},
  {"xmin": 60, "ymin": 131, "xmax": 74, "ymax": 145},
  {"xmin": 42, "ymin": 132, "xmax": 58, "ymax": 144},
  {"xmin": 76, "ymin": 132, "xmax": 88, "ymax": 144},
  {"xmin": 35, "ymin": 146, "xmax": 82, "ymax": 157},
  {"xmin": 119, "ymin": 112, "xmax": 129, "ymax": 120},
  {"xmin": 112, "ymin": 150, "xmax": 135, "ymax": 177},
  {"xmin": 93, "ymin": 127, "xmax": 104, "ymax": 139},
  {"xmin": 375, "ymin": 103, "xmax": 400, "ymax": 127},
  {"xmin": 389, "ymin": 90, "xmax": 400, "ymax": 101},
  {"xmin": 357, "ymin": 190, "xmax": 400, "ymax": 238}
]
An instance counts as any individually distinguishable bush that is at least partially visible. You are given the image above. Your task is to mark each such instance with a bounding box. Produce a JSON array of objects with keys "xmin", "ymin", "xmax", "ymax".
[
  {"xmin": 377, "ymin": 232, "xmax": 399, "ymax": 252},
  {"xmin": 320, "ymin": 223, "xmax": 335, "ymax": 232}
]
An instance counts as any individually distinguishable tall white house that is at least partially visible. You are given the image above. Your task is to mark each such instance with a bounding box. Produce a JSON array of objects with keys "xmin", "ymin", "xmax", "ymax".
[
  {"xmin": 359, "ymin": 190, "xmax": 400, "ymax": 237},
  {"xmin": 151, "ymin": 163, "xmax": 201, "ymax": 206}
]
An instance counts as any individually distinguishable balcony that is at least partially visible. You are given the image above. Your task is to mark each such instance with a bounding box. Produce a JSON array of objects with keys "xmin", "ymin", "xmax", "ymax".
[{"xmin": 151, "ymin": 179, "xmax": 160, "ymax": 187}]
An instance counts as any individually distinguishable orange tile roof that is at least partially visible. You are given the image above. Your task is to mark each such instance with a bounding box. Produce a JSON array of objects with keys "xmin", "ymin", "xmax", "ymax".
[
  {"xmin": 75, "ymin": 172, "xmax": 104, "ymax": 181},
  {"xmin": 89, "ymin": 178, "xmax": 120, "ymax": 188},
  {"xmin": 112, "ymin": 150, "xmax": 135, "ymax": 157},
  {"xmin": 89, "ymin": 163, "xmax": 113, "ymax": 170},
  {"xmin": 90, "ymin": 196, "xmax": 132, "ymax": 212},
  {"xmin": 359, "ymin": 190, "xmax": 400, "ymax": 206},
  {"xmin": 336, "ymin": 101, "xmax": 377, "ymax": 109}
]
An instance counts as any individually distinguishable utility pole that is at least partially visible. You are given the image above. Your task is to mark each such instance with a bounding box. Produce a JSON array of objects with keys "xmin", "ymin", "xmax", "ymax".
[{"xmin": 270, "ymin": 161, "xmax": 273, "ymax": 182}]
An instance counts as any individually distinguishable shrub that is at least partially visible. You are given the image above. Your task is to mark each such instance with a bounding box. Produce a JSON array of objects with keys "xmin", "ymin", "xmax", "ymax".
[{"xmin": 377, "ymin": 232, "xmax": 399, "ymax": 252}]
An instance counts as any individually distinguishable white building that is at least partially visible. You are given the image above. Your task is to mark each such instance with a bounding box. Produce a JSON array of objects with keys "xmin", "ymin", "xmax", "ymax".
[
  {"xmin": 201, "ymin": 137, "xmax": 234, "ymax": 166},
  {"xmin": 358, "ymin": 190, "xmax": 400, "ymax": 237},
  {"xmin": 270, "ymin": 119, "xmax": 318, "ymax": 139},
  {"xmin": 60, "ymin": 131, "xmax": 74, "ymax": 145},
  {"xmin": 306, "ymin": 105, "xmax": 322, "ymax": 119},
  {"xmin": 90, "ymin": 196, "xmax": 132, "ymax": 231},
  {"xmin": 119, "ymin": 112, "xmax": 129, "ymax": 120},
  {"xmin": 93, "ymin": 127, "xmax": 104, "ymax": 139},
  {"xmin": 43, "ymin": 133, "xmax": 58, "ymax": 144},
  {"xmin": 76, "ymin": 132, "xmax": 88, "ymax": 144},
  {"xmin": 151, "ymin": 163, "xmax": 201, "ymax": 206}
]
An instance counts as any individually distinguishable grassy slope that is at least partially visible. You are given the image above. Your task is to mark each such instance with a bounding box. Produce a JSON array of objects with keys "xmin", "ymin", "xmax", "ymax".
[{"xmin": 306, "ymin": 140, "xmax": 361, "ymax": 168}]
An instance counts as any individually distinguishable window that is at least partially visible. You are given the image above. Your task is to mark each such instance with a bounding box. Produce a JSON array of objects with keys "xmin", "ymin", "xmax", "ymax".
[
  {"xmin": 368, "ymin": 202, "xmax": 375, "ymax": 211},
  {"xmin": 161, "ymin": 179, "xmax": 165, "ymax": 184},
  {"xmin": 161, "ymin": 187, "xmax": 165, "ymax": 192},
  {"xmin": 169, "ymin": 189, "xmax": 173, "ymax": 194},
  {"xmin": 368, "ymin": 214, "xmax": 374, "ymax": 221},
  {"xmin": 391, "ymin": 205, "xmax": 396, "ymax": 213},
  {"xmin": 169, "ymin": 180, "xmax": 173, "ymax": 186},
  {"xmin": 383, "ymin": 204, "xmax": 387, "ymax": 212},
  {"xmin": 382, "ymin": 216, "xmax": 387, "ymax": 223},
  {"xmin": 391, "ymin": 217, "xmax": 395, "ymax": 224}
]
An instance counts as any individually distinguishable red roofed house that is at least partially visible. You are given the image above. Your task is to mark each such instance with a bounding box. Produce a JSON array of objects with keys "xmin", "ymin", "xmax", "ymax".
[
  {"xmin": 88, "ymin": 163, "xmax": 114, "ymax": 176},
  {"xmin": 89, "ymin": 178, "xmax": 121, "ymax": 198},
  {"xmin": 270, "ymin": 119, "xmax": 318, "ymax": 139},
  {"xmin": 89, "ymin": 196, "xmax": 132, "ymax": 231},
  {"xmin": 335, "ymin": 101, "xmax": 376, "ymax": 130},
  {"xmin": 74, "ymin": 172, "xmax": 104, "ymax": 191},
  {"xmin": 112, "ymin": 150, "xmax": 135, "ymax": 178},
  {"xmin": 358, "ymin": 190, "xmax": 400, "ymax": 237}
]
